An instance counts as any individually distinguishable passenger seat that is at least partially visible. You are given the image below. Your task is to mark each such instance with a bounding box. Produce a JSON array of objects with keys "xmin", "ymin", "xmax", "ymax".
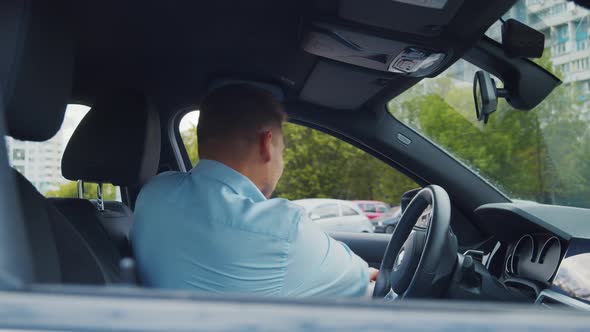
[
  {"xmin": 50, "ymin": 90, "xmax": 161, "ymax": 258},
  {"xmin": 2, "ymin": 0, "xmax": 123, "ymax": 284}
]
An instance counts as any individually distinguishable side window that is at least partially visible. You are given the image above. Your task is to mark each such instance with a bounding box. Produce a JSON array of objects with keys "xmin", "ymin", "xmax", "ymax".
[
  {"xmin": 364, "ymin": 203, "xmax": 377, "ymax": 213},
  {"xmin": 176, "ymin": 118, "xmax": 419, "ymax": 233},
  {"xmin": 179, "ymin": 110, "xmax": 200, "ymax": 167},
  {"xmin": 276, "ymin": 123, "xmax": 419, "ymax": 233},
  {"xmin": 6, "ymin": 104, "xmax": 121, "ymax": 201},
  {"xmin": 377, "ymin": 205, "xmax": 389, "ymax": 213},
  {"xmin": 276, "ymin": 123, "xmax": 418, "ymax": 204},
  {"xmin": 311, "ymin": 204, "xmax": 339, "ymax": 220},
  {"xmin": 341, "ymin": 205, "xmax": 359, "ymax": 217}
]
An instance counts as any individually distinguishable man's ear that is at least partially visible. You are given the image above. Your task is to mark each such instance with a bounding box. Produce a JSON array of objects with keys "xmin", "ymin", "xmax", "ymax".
[{"xmin": 258, "ymin": 130, "xmax": 273, "ymax": 162}]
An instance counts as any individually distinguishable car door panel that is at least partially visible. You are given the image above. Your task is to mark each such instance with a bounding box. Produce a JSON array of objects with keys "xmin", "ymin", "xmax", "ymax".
[{"xmin": 329, "ymin": 232, "xmax": 390, "ymax": 267}]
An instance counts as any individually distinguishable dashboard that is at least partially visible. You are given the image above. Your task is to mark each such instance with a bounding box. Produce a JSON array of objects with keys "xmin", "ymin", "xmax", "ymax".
[
  {"xmin": 474, "ymin": 202, "xmax": 590, "ymax": 309},
  {"xmin": 504, "ymin": 233, "xmax": 562, "ymax": 286}
]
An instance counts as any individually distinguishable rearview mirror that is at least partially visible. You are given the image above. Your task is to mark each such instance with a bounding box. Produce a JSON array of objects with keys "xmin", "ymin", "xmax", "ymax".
[{"xmin": 473, "ymin": 71, "xmax": 507, "ymax": 124}]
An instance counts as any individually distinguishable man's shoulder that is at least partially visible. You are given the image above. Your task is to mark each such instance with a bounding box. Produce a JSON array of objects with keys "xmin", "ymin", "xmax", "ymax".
[
  {"xmin": 141, "ymin": 171, "xmax": 195, "ymax": 192},
  {"xmin": 233, "ymin": 198, "xmax": 306, "ymax": 242},
  {"xmin": 136, "ymin": 171, "xmax": 195, "ymax": 205}
]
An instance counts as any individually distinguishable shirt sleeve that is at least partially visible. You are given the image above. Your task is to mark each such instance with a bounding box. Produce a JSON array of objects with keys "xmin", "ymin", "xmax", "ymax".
[{"xmin": 281, "ymin": 213, "xmax": 370, "ymax": 298}]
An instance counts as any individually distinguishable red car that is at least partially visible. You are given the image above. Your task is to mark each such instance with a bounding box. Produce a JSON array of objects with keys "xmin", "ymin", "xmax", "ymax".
[{"xmin": 352, "ymin": 200, "xmax": 390, "ymax": 220}]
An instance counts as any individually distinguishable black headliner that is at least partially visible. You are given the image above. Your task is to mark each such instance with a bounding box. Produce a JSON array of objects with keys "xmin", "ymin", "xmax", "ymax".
[{"xmin": 68, "ymin": 0, "xmax": 517, "ymax": 111}]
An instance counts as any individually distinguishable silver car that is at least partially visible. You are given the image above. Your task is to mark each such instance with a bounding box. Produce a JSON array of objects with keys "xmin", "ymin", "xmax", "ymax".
[{"xmin": 293, "ymin": 199, "xmax": 374, "ymax": 233}]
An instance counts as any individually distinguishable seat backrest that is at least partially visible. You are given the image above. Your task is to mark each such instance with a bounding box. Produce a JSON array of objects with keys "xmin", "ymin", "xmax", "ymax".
[
  {"xmin": 1, "ymin": 0, "xmax": 118, "ymax": 285},
  {"xmin": 14, "ymin": 172, "xmax": 112, "ymax": 284},
  {"xmin": 48, "ymin": 198, "xmax": 135, "ymax": 257},
  {"xmin": 49, "ymin": 198, "xmax": 124, "ymax": 281},
  {"xmin": 57, "ymin": 90, "xmax": 161, "ymax": 257},
  {"xmin": 92, "ymin": 200, "xmax": 135, "ymax": 256}
]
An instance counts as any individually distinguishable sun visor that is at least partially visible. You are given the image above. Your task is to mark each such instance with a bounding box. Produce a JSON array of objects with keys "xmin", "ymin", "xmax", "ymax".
[
  {"xmin": 303, "ymin": 23, "xmax": 450, "ymax": 77},
  {"xmin": 300, "ymin": 60, "xmax": 400, "ymax": 110}
]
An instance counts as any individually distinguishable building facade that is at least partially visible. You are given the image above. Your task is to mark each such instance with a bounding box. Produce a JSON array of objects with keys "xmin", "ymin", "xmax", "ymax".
[
  {"xmin": 444, "ymin": 0, "xmax": 590, "ymax": 89},
  {"xmin": 6, "ymin": 105, "xmax": 88, "ymax": 194},
  {"xmin": 6, "ymin": 135, "xmax": 65, "ymax": 194},
  {"xmin": 509, "ymin": 0, "xmax": 590, "ymax": 87}
]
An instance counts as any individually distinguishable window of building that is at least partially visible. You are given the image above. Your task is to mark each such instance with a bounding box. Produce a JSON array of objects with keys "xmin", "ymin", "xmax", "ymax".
[
  {"xmin": 556, "ymin": 24, "xmax": 569, "ymax": 43},
  {"xmin": 12, "ymin": 148, "xmax": 25, "ymax": 161},
  {"xmin": 6, "ymin": 104, "xmax": 121, "ymax": 201},
  {"xmin": 575, "ymin": 18, "xmax": 589, "ymax": 51}
]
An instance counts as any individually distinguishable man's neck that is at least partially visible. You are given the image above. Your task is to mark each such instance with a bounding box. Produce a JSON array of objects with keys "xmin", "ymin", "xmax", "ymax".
[{"xmin": 201, "ymin": 156, "xmax": 266, "ymax": 195}]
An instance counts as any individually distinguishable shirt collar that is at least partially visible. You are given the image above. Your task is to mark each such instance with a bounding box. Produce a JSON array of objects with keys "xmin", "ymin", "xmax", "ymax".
[{"xmin": 192, "ymin": 159, "xmax": 267, "ymax": 202}]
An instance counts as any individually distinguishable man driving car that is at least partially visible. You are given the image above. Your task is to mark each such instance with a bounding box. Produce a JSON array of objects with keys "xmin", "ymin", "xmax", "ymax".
[{"xmin": 131, "ymin": 84, "xmax": 376, "ymax": 297}]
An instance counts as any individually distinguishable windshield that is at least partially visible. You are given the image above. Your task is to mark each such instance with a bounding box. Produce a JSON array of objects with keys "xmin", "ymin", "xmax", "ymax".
[{"xmin": 389, "ymin": 0, "xmax": 590, "ymax": 209}]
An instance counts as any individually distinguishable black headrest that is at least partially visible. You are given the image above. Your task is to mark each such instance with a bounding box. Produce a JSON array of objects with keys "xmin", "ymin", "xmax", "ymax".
[
  {"xmin": 61, "ymin": 91, "xmax": 161, "ymax": 186},
  {"xmin": 0, "ymin": 0, "xmax": 73, "ymax": 141}
]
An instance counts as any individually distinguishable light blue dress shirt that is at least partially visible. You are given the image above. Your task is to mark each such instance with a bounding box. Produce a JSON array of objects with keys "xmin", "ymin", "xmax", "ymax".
[{"xmin": 131, "ymin": 159, "xmax": 369, "ymax": 297}]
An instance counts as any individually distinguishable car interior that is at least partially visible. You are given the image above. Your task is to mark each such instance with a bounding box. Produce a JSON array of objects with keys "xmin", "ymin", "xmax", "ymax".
[{"xmin": 2, "ymin": 0, "xmax": 590, "ymax": 328}]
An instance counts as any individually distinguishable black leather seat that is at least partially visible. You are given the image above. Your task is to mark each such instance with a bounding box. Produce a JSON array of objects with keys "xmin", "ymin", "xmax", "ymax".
[
  {"xmin": 51, "ymin": 90, "xmax": 161, "ymax": 258},
  {"xmin": 1, "ymin": 0, "xmax": 116, "ymax": 284}
]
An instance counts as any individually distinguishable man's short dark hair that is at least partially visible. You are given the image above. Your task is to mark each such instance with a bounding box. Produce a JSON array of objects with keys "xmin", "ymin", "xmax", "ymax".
[{"xmin": 197, "ymin": 84, "xmax": 286, "ymax": 144}]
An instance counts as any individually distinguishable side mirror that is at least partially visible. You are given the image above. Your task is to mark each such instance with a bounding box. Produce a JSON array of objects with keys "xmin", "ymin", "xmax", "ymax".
[
  {"xmin": 310, "ymin": 214, "xmax": 321, "ymax": 221},
  {"xmin": 473, "ymin": 71, "xmax": 508, "ymax": 124}
]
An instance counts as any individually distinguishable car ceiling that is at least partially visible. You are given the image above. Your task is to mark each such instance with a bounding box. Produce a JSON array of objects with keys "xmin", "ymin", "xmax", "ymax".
[{"xmin": 68, "ymin": 0, "xmax": 517, "ymax": 112}]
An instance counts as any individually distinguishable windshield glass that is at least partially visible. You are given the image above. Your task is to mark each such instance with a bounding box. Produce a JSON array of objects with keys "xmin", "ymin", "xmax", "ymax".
[{"xmin": 389, "ymin": 0, "xmax": 590, "ymax": 209}]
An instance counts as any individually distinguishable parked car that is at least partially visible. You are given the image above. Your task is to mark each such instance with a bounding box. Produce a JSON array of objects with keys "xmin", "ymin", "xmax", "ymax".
[
  {"xmin": 372, "ymin": 206, "xmax": 402, "ymax": 234},
  {"xmin": 294, "ymin": 199, "xmax": 374, "ymax": 233},
  {"xmin": 353, "ymin": 200, "xmax": 390, "ymax": 220}
]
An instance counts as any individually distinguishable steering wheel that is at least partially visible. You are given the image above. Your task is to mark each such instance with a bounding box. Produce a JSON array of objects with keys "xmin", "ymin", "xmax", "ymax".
[{"xmin": 373, "ymin": 185, "xmax": 458, "ymax": 299}]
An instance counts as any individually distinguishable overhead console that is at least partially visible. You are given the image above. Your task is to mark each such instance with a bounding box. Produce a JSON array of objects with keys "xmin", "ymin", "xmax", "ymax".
[
  {"xmin": 298, "ymin": 0, "xmax": 516, "ymax": 108},
  {"xmin": 303, "ymin": 22, "xmax": 450, "ymax": 77}
]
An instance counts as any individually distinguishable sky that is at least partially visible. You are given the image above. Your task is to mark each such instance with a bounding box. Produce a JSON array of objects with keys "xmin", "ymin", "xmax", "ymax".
[
  {"xmin": 179, "ymin": 110, "xmax": 200, "ymax": 132},
  {"xmin": 61, "ymin": 104, "xmax": 90, "ymax": 140}
]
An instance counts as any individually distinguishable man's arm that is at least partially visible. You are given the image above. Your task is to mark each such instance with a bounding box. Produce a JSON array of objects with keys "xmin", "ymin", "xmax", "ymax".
[{"xmin": 281, "ymin": 216, "xmax": 372, "ymax": 297}]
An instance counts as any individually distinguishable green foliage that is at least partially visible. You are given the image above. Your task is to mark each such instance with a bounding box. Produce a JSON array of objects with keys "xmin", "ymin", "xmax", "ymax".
[
  {"xmin": 274, "ymin": 124, "xmax": 418, "ymax": 203},
  {"xmin": 46, "ymin": 181, "xmax": 118, "ymax": 200},
  {"xmin": 181, "ymin": 124, "xmax": 199, "ymax": 166},
  {"xmin": 388, "ymin": 53, "xmax": 590, "ymax": 208}
]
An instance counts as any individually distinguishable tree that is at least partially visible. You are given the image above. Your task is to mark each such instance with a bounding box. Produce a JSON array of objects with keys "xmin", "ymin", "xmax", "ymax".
[
  {"xmin": 274, "ymin": 123, "xmax": 419, "ymax": 204},
  {"xmin": 181, "ymin": 124, "xmax": 199, "ymax": 166},
  {"xmin": 388, "ymin": 51, "xmax": 590, "ymax": 208}
]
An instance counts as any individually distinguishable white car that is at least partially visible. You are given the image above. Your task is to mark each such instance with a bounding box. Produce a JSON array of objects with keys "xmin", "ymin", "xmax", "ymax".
[{"xmin": 293, "ymin": 199, "xmax": 374, "ymax": 233}]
